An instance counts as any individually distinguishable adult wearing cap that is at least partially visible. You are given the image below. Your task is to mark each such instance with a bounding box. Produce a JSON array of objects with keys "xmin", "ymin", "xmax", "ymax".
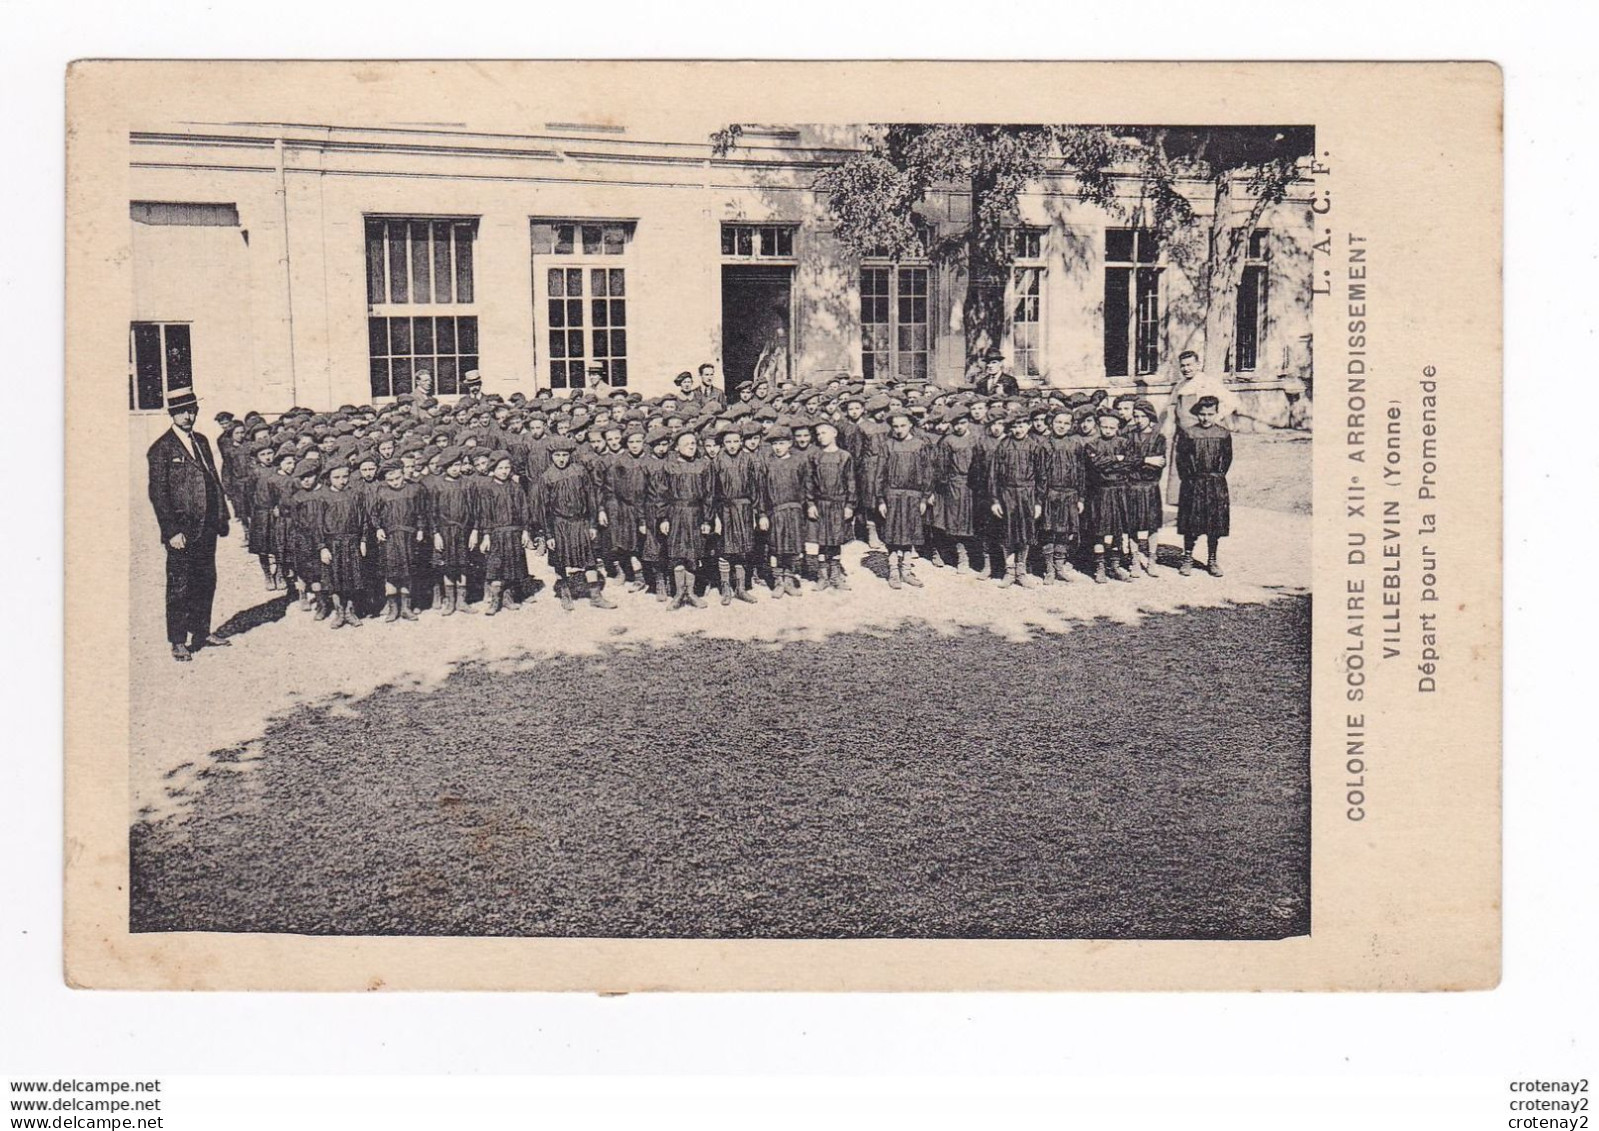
[
  {"xmin": 146, "ymin": 390, "xmax": 231, "ymax": 661},
  {"xmin": 973, "ymin": 348, "xmax": 1019, "ymax": 398}
]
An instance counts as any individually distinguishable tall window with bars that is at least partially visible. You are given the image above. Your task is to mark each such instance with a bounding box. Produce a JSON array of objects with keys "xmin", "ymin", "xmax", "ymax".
[
  {"xmin": 129, "ymin": 322, "xmax": 193, "ymax": 411},
  {"xmin": 1233, "ymin": 229, "xmax": 1270, "ymax": 374},
  {"xmin": 532, "ymin": 221, "xmax": 633, "ymax": 389},
  {"xmin": 364, "ymin": 217, "xmax": 479, "ymax": 399},
  {"xmin": 1103, "ymin": 228, "xmax": 1163, "ymax": 379}
]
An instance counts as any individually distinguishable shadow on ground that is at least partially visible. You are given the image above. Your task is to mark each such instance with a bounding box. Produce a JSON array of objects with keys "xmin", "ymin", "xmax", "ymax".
[{"xmin": 131, "ymin": 595, "xmax": 1311, "ymax": 941}]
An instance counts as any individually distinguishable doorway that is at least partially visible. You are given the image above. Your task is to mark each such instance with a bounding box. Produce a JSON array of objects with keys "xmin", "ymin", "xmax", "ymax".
[{"xmin": 720, "ymin": 265, "xmax": 792, "ymax": 399}]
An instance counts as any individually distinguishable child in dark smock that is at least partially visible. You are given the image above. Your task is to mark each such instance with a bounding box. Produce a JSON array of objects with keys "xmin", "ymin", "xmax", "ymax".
[
  {"xmin": 1084, "ymin": 410, "xmax": 1138, "ymax": 584},
  {"xmin": 808, "ymin": 421, "xmax": 856, "ymax": 591},
  {"xmin": 710, "ymin": 429, "xmax": 761, "ymax": 605},
  {"xmin": 1039, "ymin": 409, "xmax": 1088, "ymax": 583},
  {"xmin": 639, "ymin": 428, "xmax": 675, "ymax": 601},
  {"xmin": 934, "ymin": 413, "xmax": 981, "ymax": 574},
  {"xmin": 473, "ymin": 450, "xmax": 534, "ymax": 616},
  {"xmin": 317, "ymin": 463, "xmax": 367, "ymax": 629},
  {"xmin": 429, "ymin": 448, "xmax": 478, "ymax": 615},
  {"xmin": 874, "ymin": 412, "xmax": 936, "ymax": 590},
  {"xmin": 603, "ymin": 425, "xmax": 651, "ymax": 592},
  {"xmin": 532, "ymin": 436, "xmax": 615, "ymax": 612},
  {"xmin": 988, "ymin": 414, "xmax": 1046, "ymax": 589},
  {"xmin": 369, "ymin": 460, "xmax": 427, "ymax": 622},
  {"xmin": 790, "ymin": 421, "xmax": 823, "ymax": 583},
  {"xmin": 648, "ymin": 431, "xmax": 714, "ymax": 610},
  {"xmin": 285, "ymin": 463, "xmax": 326, "ymax": 615},
  {"xmin": 246, "ymin": 444, "xmax": 281, "ymax": 589},
  {"xmin": 758, "ymin": 427, "xmax": 808, "ymax": 598},
  {"xmin": 1124, "ymin": 399, "xmax": 1169, "ymax": 577},
  {"xmin": 1175, "ymin": 395, "xmax": 1233, "ymax": 577}
]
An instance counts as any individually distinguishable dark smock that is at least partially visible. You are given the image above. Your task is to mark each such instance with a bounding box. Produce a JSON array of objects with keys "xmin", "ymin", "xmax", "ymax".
[
  {"xmin": 1125, "ymin": 427, "xmax": 1168, "ymax": 532},
  {"xmin": 603, "ymin": 453, "xmax": 651, "ymax": 558},
  {"xmin": 318, "ymin": 488, "xmax": 367, "ymax": 594},
  {"xmin": 430, "ymin": 476, "xmax": 476, "ymax": 573},
  {"xmin": 1040, "ymin": 433, "xmax": 1087, "ymax": 542},
  {"xmin": 476, "ymin": 477, "xmax": 531, "ymax": 583},
  {"xmin": 649, "ymin": 454, "xmax": 713, "ymax": 564},
  {"xmin": 988, "ymin": 436, "xmax": 1046, "ymax": 549},
  {"xmin": 854, "ymin": 421, "xmax": 889, "ymax": 513},
  {"xmin": 1176, "ymin": 423, "xmax": 1233, "ymax": 538},
  {"xmin": 370, "ymin": 480, "xmax": 426, "ymax": 583},
  {"xmin": 935, "ymin": 432, "xmax": 981, "ymax": 538},
  {"xmin": 876, "ymin": 435, "xmax": 935, "ymax": 547},
  {"xmin": 640, "ymin": 455, "xmax": 671, "ymax": 565},
  {"xmin": 711, "ymin": 450, "xmax": 761, "ymax": 558},
  {"xmin": 247, "ymin": 467, "xmax": 284, "ymax": 557},
  {"xmin": 808, "ymin": 448, "xmax": 855, "ymax": 547},
  {"xmin": 286, "ymin": 484, "xmax": 326, "ymax": 582},
  {"xmin": 1084, "ymin": 435, "xmax": 1137, "ymax": 538},
  {"xmin": 760, "ymin": 453, "xmax": 809, "ymax": 557},
  {"xmin": 533, "ymin": 463, "xmax": 599, "ymax": 573}
]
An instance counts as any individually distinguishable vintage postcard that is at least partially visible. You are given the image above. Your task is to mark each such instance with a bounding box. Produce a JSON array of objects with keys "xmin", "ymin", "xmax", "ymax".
[{"xmin": 63, "ymin": 60, "xmax": 1501, "ymax": 991}]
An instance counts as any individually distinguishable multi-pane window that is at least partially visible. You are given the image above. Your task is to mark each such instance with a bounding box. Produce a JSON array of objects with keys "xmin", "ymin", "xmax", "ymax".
[
  {"xmin": 1104, "ymin": 228, "xmax": 1163, "ymax": 378},
  {"xmin": 129, "ymin": 322, "xmax": 193, "ymax": 411},
  {"xmin": 1011, "ymin": 268, "xmax": 1044, "ymax": 378},
  {"xmin": 721, "ymin": 224, "xmax": 796, "ymax": 259},
  {"xmin": 1002, "ymin": 226, "xmax": 1044, "ymax": 260},
  {"xmin": 1233, "ymin": 228, "xmax": 1270, "ymax": 374},
  {"xmin": 365, "ymin": 216, "xmax": 479, "ymax": 399},
  {"xmin": 368, "ymin": 316, "xmax": 479, "ymax": 401},
  {"xmin": 860, "ymin": 265, "xmax": 930, "ymax": 381},
  {"xmin": 532, "ymin": 221, "xmax": 633, "ymax": 389},
  {"xmin": 1002, "ymin": 226, "xmax": 1047, "ymax": 378}
]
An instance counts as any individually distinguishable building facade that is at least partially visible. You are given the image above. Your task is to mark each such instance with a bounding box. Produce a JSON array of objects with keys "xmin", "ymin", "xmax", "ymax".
[{"xmin": 128, "ymin": 121, "xmax": 1316, "ymax": 424}]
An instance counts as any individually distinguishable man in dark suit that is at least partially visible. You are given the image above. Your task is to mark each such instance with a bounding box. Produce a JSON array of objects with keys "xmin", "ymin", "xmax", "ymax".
[
  {"xmin": 147, "ymin": 390, "xmax": 232, "ymax": 661},
  {"xmin": 973, "ymin": 348, "xmax": 1020, "ymax": 397}
]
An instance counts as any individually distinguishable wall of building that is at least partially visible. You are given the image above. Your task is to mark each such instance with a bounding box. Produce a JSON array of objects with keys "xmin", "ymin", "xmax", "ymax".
[{"xmin": 127, "ymin": 123, "xmax": 1316, "ymax": 421}]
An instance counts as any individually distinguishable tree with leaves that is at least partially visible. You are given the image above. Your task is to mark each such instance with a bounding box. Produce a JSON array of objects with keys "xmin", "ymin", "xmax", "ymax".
[{"xmin": 712, "ymin": 123, "xmax": 1314, "ymax": 380}]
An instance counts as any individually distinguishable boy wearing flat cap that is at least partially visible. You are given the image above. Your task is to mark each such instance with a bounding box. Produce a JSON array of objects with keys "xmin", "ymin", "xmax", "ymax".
[
  {"xmin": 317, "ymin": 463, "xmax": 368, "ymax": 628},
  {"xmin": 648, "ymin": 430, "xmax": 714, "ymax": 610},
  {"xmin": 1039, "ymin": 410, "xmax": 1088, "ymax": 583},
  {"xmin": 1085, "ymin": 410, "xmax": 1137, "ymax": 583},
  {"xmin": 473, "ymin": 451, "xmax": 535, "ymax": 615},
  {"xmin": 1126, "ymin": 399, "xmax": 1168, "ymax": 577},
  {"xmin": 370, "ymin": 460, "xmax": 428, "ymax": 622},
  {"xmin": 430, "ymin": 448, "xmax": 479, "ymax": 615},
  {"xmin": 531, "ymin": 437, "xmax": 614, "ymax": 611},
  {"xmin": 988, "ymin": 413, "xmax": 1046, "ymax": 588},
  {"xmin": 875, "ymin": 411, "xmax": 937, "ymax": 590},
  {"xmin": 1175, "ymin": 395, "xmax": 1233, "ymax": 577},
  {"xmin": 602, "ymin": 424, "xmax": 651, "ymax": 593}
]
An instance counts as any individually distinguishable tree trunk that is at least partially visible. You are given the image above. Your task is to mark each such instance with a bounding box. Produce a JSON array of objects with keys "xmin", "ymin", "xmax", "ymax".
[
  {"xmin": 1203, "ymin": 172, "xmax": 1245, "ymax": 380},
  {"xmin": 963, "ymin": 170, "xmax": 1006, "ymax": 372}
]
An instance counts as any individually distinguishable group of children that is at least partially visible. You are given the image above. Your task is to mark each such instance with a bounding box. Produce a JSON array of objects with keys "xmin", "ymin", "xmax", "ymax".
[{"xmin": 212, "ymin": 374, "xmax": 1233, "ymax": 629}]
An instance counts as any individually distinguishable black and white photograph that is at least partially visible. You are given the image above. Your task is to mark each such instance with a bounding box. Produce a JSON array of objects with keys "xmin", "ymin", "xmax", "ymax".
[{"xmin": 122, "ymin": 107, "xmax": 1317, "ymax": 944}]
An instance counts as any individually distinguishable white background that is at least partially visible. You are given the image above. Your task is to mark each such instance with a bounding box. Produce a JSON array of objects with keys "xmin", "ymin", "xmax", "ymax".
[{"xmin": 2, "ymin": 1, "xmax": 1591, "ymax": 1123}]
